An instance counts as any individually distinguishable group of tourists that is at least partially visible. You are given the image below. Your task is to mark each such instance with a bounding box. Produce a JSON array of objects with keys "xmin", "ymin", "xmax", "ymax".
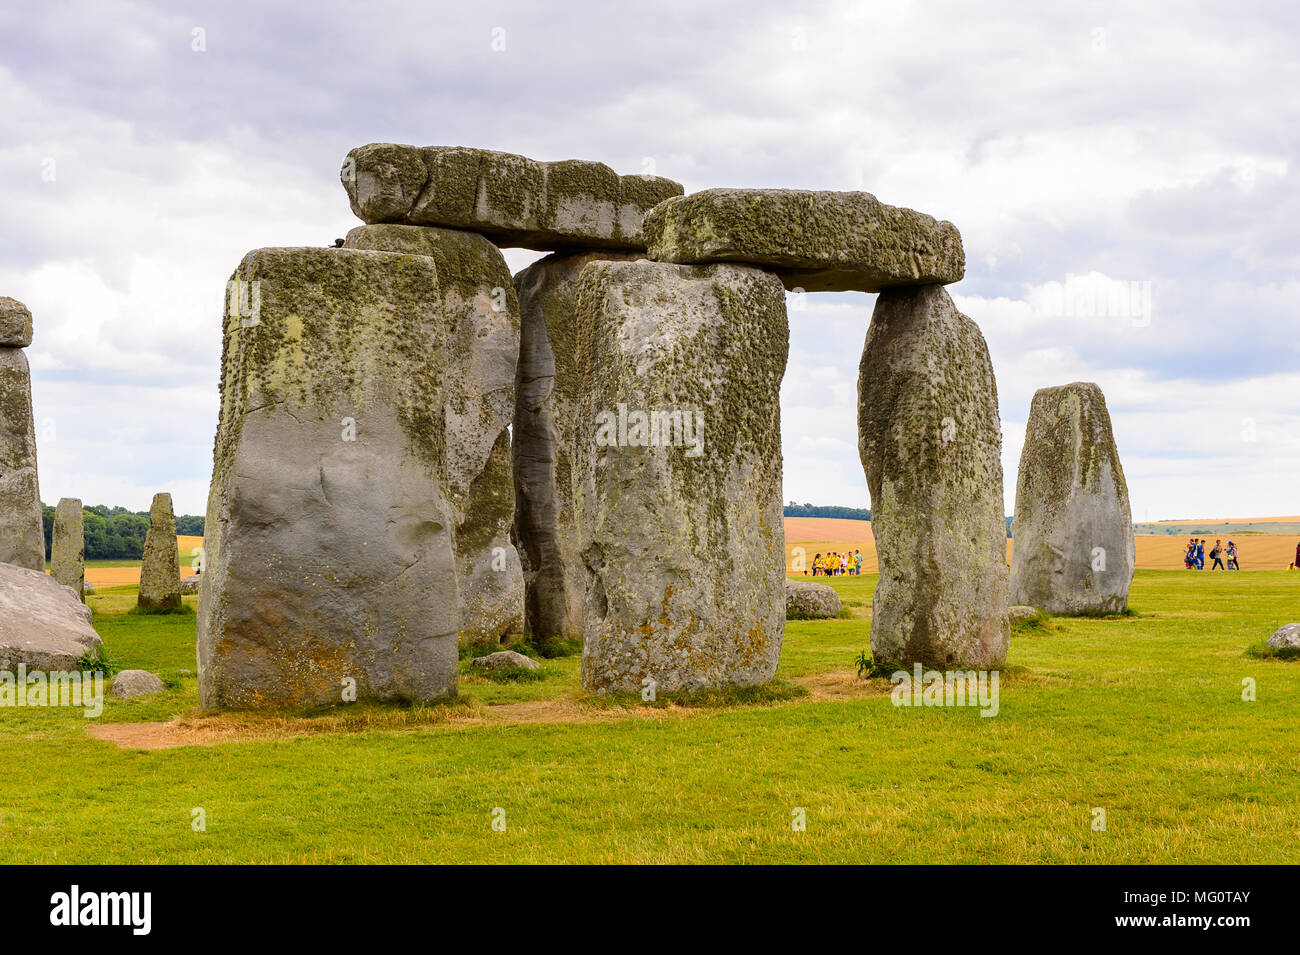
[
  {"xmin": 811, "ymin": 550, "xmax": 862, "ymax": 576},
  {"xmin": 1184, "ymin": 538, "xmax": 1239, "ymax": 570}
]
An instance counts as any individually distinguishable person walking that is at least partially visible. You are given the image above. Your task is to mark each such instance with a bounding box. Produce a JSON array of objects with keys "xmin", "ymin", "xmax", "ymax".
[
  {"xmin": 1210, "ymin": 540, "xmax": 1225, "ymax": 570},
  {"xmin": 1226, "ymin": 541, "xmax": 1239, "ymax": 570},
  {"xmin": 1195, "ymin": 539, "xmax": 1205, "ymax": 570},
  {"xmin": 854, "ymin": 550, "xmax": 863, "ymax": 575}
]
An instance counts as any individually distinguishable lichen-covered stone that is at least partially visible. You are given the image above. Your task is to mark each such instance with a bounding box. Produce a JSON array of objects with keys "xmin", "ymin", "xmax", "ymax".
[
  {"xmin": 0, "ymin": 297, "xmax": 33, "ymax": 348},
  {"xmin": 344, "ymin": 224, "xmax": 523, "ymax": 645},
  {"xmin": 51, "ymin": 497, "xmax": 85, "ymax": 601},
  {"xmin": 111, "ymin": 669, "xmax": 166, "ymax": 699},
  {"xmin": 0, "ymin": 348, "xmax": 44, "ymax": 571},
  {"xmin": 138, "ymin": 492, "xmax": 181, "ymax": 612},
  {"xmin": 572, "ymin": 260, "xmax": 788, "ymax": 693},
  {"xmin": 469, "ymin": 649, "xmax": 540, "ymax": 672},
  {"xmin": 1266, "ymin": 623, "xmax": 1300, "ymax": 649},
  {"xmin": 644, "ymin": 188, "xmax": 964, "ymax": 293},
  {"xmin": 512, "ymin": 250, "xmax": 640, "ymax": 644},
  {"xmin": 1007, "ymin": 605, "xmax": 1040, "ymax": 626},
  {"xmin": 785, "ymin": 579, "xmax": 842, "ymax": 619},
  {"xmin": 199, "ymin": 247, "xmax": 462, "ymax": 708},
  {"xmin": 1010, "ymin": 382, "xmax": 1135, "ymax": 614},
  {"xmin": 858, "ymin": 285, "xmax": 1008, "ymax": 668},
  {"xmin": 0, "ymin": 560, "xmax": 102, "ymax": 670},
  {"xmin": 341, "ymin": 144, "xmax": 683, "ymax": 251}
]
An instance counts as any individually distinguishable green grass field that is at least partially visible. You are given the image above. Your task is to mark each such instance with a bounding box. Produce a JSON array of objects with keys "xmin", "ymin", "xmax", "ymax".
[{"xmin": 1, "ymin": 570, "xmax": 1297, "ymax": 863}]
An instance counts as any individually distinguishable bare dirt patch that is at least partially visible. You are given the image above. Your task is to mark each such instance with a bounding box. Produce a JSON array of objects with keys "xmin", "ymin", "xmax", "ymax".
[
  {"xmin": 86, "ymin": 696, "xmax": 692, "ymax": 750},
  {"xmin": 793, "ymin": 670, "xmax": 890, "ymax": 701}
]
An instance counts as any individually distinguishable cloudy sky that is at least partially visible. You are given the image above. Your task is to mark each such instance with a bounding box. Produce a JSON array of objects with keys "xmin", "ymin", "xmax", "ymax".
[{"xmin": 2, "ymin": 0, "xmax": 1297, "ymax": 520}]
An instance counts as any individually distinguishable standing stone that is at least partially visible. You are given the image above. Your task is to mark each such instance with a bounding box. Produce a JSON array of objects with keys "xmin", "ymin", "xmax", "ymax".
[
  {"xmin": 199, "ymin": 247, "xmax": 462, "ymax": 709},
  {"xmin": 858, "ymin": 285, "xmax": 1008, "ymax": 669},
  {"xmin": 344, "ymin": 224, "xmax": 523, "ymax": 646},
  {"xmin": 341, "ymin": 144, "xmax": 683, "ymax": 251},
  {"xmin": 512, "ymin": 249, "xmax": 639, "ymax": 645},
  {"xmin": 138, "ymin": 492, "xmax": 181, "ymax": 612},
  {"xmin": 1009, "ymin": 382, "xmax": 1135, "ymax": 614},
  {"xmin": 0, "ymin": 299, "xmax": 44, "ymax": 572},
  {"xmin": 0, "ymin": 297, "xmax": 34, "ymax": 347},
  {"xmin": 51, "ymin": 497, "xmax": 85, "ymax": 601},
  {"xmin": 572, "ymin": 260, "xmax": 788, "ymax": 694}
]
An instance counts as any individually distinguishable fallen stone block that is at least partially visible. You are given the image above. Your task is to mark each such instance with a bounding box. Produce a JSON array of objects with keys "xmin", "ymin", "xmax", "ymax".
[
  {"xmin": 341, "ymin": 144, "xmax": 683, "ymax": 251},
  {"xmin": 469, "ymin": 649, "xmax": 540, "ymax": 672},
  {"xmin": 1266, "ymin": 623, "xmax": 1300, "ymax": 650},
  {"xmin": 1007, "ymin": 605, "xmax": 1040, "ymax": 626},
  {"xmin": 111, "ymin": 669, "xmax": 166, "ymax": 699},
  {"xmin": 785, "ymin": 579, "xmax": 842, "ymax": 619},
  {"xmin": 0, "ymin": 560, "xmax": 102, "ymax": 670},
  {"xmin": 644, "ymin": 188, "xmax": 964, "ymax": 292}
]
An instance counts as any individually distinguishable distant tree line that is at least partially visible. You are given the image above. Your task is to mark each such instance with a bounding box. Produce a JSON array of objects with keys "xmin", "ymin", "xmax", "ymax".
[
  {"xmin": 40, "ymin": 504, "xmax": 205, "ymax": 560},
  {"xmin": 784, "ymin": 502, "xmax": 1015, "ymax": 538},
  {"xmin": 783, "ymin": 502, "xmax": 871, "ymax": 521}
]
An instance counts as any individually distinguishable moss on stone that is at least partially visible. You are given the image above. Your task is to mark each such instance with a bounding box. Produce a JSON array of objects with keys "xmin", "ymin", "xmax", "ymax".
[
  {"xmin": 342, "ymin": 143, "xmax": 683, "ymax": 251},
  {"xmin": 644, "ymin": 188, "xmax": 964, "ymax": 293}
]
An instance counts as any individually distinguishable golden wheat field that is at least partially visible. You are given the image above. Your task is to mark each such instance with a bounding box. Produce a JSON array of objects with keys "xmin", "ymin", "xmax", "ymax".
[
  {"xmin": 80, "ymin": 536, "xmax": 205, "ymax": 588},
  {"xmin": 784, "ymin": 518, "xmax": 1300, "ymax": 575}
]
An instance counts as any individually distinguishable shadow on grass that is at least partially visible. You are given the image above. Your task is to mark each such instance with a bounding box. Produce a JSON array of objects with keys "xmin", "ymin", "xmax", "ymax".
[{"xmin": 1246, "ymin": 641, "xmax": 1300, "ymax": 662}]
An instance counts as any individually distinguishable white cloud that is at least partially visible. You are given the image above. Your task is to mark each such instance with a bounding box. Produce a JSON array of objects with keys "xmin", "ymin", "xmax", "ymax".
[{"xmin": 1, "ymin": 0, "xmax": 1297, "ymax": 521}]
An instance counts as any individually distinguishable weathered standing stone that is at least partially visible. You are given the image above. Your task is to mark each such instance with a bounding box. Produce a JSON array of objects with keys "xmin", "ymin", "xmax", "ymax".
[
  {"xmin": 137, "ymin": 492, "xmax": 181, "ymax": 612},
  {"xmin": 0, "ymin": 560, "xmax": 102, "ymax": 670},
  {"xmin": 0, "ymin": 343, "xmax": 44, "ymax": 572},
  {"xmin": 51, "ymin": 497, "xmax": 85, "ymax": 601},
  {"xmin": 341, "ymin": 144, "xmax": 683, "ymax": 251},
  {"xmin": 0, "ymin": 297, "xmax": 33, "ymax": 347},
  {"xmin": 344, "ymin": 224, "xmax": 523, "ymax": 645},
  {"xmin": 512, "ymin": 249, "xmax": 640, "ymax": 644},
  {"xmin": 1009, "ymin": 382, "xmax": 1135, "ymax": 614},
  {"xmin": 858, "ymin": 285, "xmax": 1008, "ymax": 668},
  {"xmin": 644, "ymin": 189, "xmax": 965, "ymax": 293},
  {"xmin": 784, "ymin": 579, "xmax": 842, "ymax": 619},
  {"xmin": 572, "ymin": 260, "xmax": 789, "ymax": 694},
  {"xmin": 200, "ymin": 248, "xmax": 464, "ymax": 709}
]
